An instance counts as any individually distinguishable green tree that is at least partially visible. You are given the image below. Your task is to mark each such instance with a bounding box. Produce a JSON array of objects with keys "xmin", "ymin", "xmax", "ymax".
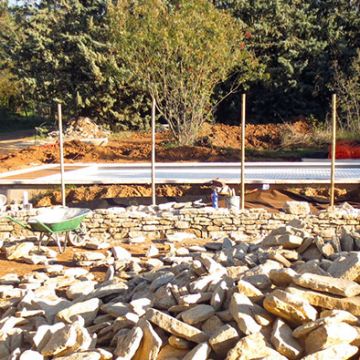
[
  {"xmin": 214, "ymin": 0, "xmax": 325, "ymax": 122},
  {"xmin": 6, "ymin": 0, "xmax": 150, "ymax": 128},
  {"xmin": 0, "ymin": 0, "xmax": 20, "ymax": 109},
  {"xmin": 109, "ymin": 0, "xmax": 261, "ymax": 145},
  {"xmin": 213, "ymin": 0, "xmax": 359, "ymax": 123}
]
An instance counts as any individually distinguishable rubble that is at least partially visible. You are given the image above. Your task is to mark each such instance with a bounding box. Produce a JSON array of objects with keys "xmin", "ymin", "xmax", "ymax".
[
  {"xmin": 62, "ymin": 117, "xmax": 109, "ymax": 141},
  {"xmin": 1, "ymin": 209, "xmax": 360, "ymax": 359}
]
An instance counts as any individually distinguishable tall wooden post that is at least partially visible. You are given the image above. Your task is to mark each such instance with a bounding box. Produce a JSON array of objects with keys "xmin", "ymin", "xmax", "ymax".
[
  {"xmin": 151, "ymin": 97, "xmax": 156, "ymax": 206},
  {"xmin": 240, "ymin": 93, "xmax": 246, "ymax": 210},
  {"xmin": 58, "ymin": 104, "xmax": 66, "ymax": 207},
  {"xmin": 330, "ymin": 94, "xmax": 337, "ymax": 209}
]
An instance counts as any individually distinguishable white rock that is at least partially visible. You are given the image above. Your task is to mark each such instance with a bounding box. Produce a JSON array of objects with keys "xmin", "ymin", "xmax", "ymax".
[
  {"xmin": 19, "ymin": 350, "xmax": 44, "ymax": 360},
  {"xmin": 56, "ymin": 298, "xmax": 101, "ymax": 325},
  {"xmin": 166, "ymin": 232, "xmax": 196, "ymax": 242},
  {"xmin": 5, "ymin": 242, "xmax": 34, "ymax": 260},
  {"xmin": 146, "ymin": 245, "xmax": 159, "ymax": 258},
  {"xmin": 183, "ymin": 342, "xmax": 211, "ymax": 360},
  {"xmin": 111, "ymin": 246, "xmax": 132, "ymax": 261},
  {"xmin": 66, "ymin": 281, "xmax": 96, "ymax": 300}
]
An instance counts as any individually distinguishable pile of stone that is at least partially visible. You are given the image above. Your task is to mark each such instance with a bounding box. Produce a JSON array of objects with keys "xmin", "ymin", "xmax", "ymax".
[
  {"xmin": 48, "ymin": 117, "xmax": 109, "ymax": 143},
  {"xmin": 1, "ymin": 221, "xmax": 360, "ymax": 359},
  {"xmin": 64, "ymin": 117, "xmax": 109, "ymax": 140}
]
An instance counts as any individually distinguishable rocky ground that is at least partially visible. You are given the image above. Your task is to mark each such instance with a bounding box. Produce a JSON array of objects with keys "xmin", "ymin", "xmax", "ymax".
[{"xmin": 1, "ymin": 207, "xmax": 360, "ymax": 359}]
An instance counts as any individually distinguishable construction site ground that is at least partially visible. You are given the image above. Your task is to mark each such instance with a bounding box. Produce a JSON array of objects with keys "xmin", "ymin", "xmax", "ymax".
[{"xmin": 0, "ymin": 120, "xmax": 358, "ymax": 208}]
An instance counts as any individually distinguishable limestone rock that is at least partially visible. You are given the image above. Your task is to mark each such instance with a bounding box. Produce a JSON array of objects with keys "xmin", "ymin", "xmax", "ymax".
[
  {"xmin": 284, "ymin": 201, "xmax": 311, "ymax": 215},
  {"xmin": 304, "ymin": 322, "xmax": 358, "ymax": 354},
  {"xmin": 73, "ymin": 252, "xmax": 106, "ymax": 262},
  {"xmin": 66, "ymin": 281, "xmax": 96, "ymax": 300},
  {"xmin": 263, "ymin": 289, "xmax": 317, "ymax": 325},
  {"xmin": 146, "ymin": 308, "xmax": 208, "ymax": 343},
  {"xmin": 271, "ymin": 318, "xmax": 302, "ymax": 359},
  {"xmin": 166, "ymin": 232, "xmax": 196, "ymax": 242},
  {"xmin": 55, "ymin": 353, "xmax": 101, "ymax": 360},
  {"xmin": 181, "ymin": 304, "xmax": 215, "ymax": 325},
  {"xmin": 319, "ymin": 309, "xmax": 358, "ymax": 324},
  {"xmin": 56, "ymin": 298, "xmax": 101, "ymax": 325},
  {"xmin": 237, "ymin": 279, "xmax": 264, "ymax": 302},
  {"xmin": 209, "ymin": 324, "xmax": 240, "ymax": 355},
  {"xmin": 111, "ymin": 246, "xmax": 132, "ymax": 261},
  {"xmin": 225, "ymin": 333, "xmax": 270, "ymax": 360},
  {"xmin": 157, "ymin": 344, "xmax": 188, "ymax": 360},
  {"xmin": 40, "ymin": 323, "xmax": 78, "ymax": 357},
  {"xmin": 301, "ymin": 344, "xmax": 358, "ymax": 360},
  {"xmin": 269, "ymin": 268, "xmax": 298, "ymax": 287},
  {"xmin": 133, "ymin": 320, "xmax": 162, "ymax": 360},
  {"xmin": 287, "ymin": 286, "xmax": 360, "ymax": 316},
  {"xmin": 19, "ymin": 350, "xmax": 44, "ymax": 360},
  {"xmin": 146, "ymin": 245, "xmax": 159, "ymax": 258},
  {"xmin": 229, "ymin": 292, "xmax": 262, "ymax": 335},
  {"xmin": 201, "ymin": 315, "xmax": 224, "ymax": 336},
  {"xmin": 114, "ymin": 327, "xmax": 143, "ymax": 360},
  {"xmin": 262, "ymin": 234, "xmax": 303, "ymax": 249},
  {"xmin": 5, "ymin": 242, "xmax": 34, "ymax": 260},
  {"xmin": 328, "ymin": 252, "xmax": 360, "ymax": 281},
  {"xmin": 100, "ymin": 301, "xmax": 129, "ymax": 317},
  {"xmin": 211, "ymin": 280, "xmax": 228, "ymax": 310},
  {"xmin": 293, "ymin": 310, "xmax": 359, "ymax": 339},
  {"xmin": 76, "ymin": 282, "xmax": 128, "ymax": 302},
  {"xmin": 183, "ymin": 342, "xmax": 211, "ymax": 360},
  {"xmin": 293, "ymin": 273, "xmax": 360, "ymax": 297},
  {"xmin": 168, "ymin": 336, "xmax": 191, "ymax": 350}
]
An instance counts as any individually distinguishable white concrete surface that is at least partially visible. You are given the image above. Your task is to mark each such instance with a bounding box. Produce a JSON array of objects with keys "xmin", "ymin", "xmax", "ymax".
[{"xmin": 0, "ymin": 161, "xmax": 360, "ymax": 185}]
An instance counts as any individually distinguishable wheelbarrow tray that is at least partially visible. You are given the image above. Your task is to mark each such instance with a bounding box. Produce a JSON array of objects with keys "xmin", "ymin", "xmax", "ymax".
[{"xmin": 28, "ymin": 208, "xmax": 91, "ymax": 233}]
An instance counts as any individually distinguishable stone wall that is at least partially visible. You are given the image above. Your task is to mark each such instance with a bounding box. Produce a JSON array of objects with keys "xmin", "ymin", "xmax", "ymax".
[{"xmin": 1, "ymin": 207, "xmax": 360, "ymax": 241}]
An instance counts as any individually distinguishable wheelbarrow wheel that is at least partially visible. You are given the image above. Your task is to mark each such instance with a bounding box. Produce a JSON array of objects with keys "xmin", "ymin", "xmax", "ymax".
[{"xmin": 67, "ymin": 230, "xmax": 87, "ymax": 247}]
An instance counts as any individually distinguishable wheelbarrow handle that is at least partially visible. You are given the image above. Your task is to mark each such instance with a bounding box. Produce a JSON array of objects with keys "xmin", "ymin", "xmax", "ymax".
[{"xmin": 6, "ymin": 216, "xmax": 32, "ymax": 231}]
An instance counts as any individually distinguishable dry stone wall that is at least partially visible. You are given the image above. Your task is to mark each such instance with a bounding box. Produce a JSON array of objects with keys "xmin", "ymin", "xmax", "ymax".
[{"xmin": 1, "ymin": 207, "xmax": 359, "ymax": 242}]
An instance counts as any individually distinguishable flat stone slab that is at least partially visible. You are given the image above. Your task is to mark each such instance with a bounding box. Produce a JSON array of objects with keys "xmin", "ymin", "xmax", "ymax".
[
  {"xmin": 328, "ymin": 252, "xmax": 360, "ymax": 281},
  {"xmin": 287, "ymin": 286, "xmax": 360, "ymax": 316},
  {"xmin": 146, "ymin": 308, "xmax": 208, "ymax": 343},
  {"xmin": 293, "ymin": 273, "xmax": 360, "ymax": 297}
]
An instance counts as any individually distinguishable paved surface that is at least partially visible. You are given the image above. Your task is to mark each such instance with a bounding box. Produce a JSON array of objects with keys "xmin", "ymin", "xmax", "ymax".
[{"xmin": 1, "ymin": 161, "xmax": 360, "ymax": 185}]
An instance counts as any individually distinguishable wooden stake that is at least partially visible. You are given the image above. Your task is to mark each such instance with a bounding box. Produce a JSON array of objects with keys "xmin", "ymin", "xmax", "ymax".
[
  {"xmin": 240, "ymin": 93, "xmax": 246, "ymax": 210},
  {"xmin": 57, "ymin": 103, "xmax": 66, "ymax": 207},
  {"xmin": 330, "ymin": 94, "xmax": 337, "ymax": 209},
  {"xmin": 151, "ymin": 96, "xmax": 156, "ymax": 206}
]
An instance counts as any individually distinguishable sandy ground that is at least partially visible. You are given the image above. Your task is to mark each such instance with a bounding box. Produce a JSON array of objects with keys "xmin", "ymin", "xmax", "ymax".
[{"xmin": 0, "ymin": 237, "xmax": 210, "ymax": 279}]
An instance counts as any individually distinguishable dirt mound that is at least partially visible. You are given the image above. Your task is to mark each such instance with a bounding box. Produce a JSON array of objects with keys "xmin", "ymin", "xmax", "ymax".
[{"xmin": 199, "ymin": 120, "xmax": 310, "ymax": 149}]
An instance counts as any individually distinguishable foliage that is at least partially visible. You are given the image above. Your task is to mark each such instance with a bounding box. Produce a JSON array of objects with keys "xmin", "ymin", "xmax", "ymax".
[
  {"xmin": 109, "ymin": 0, "xmax": 261, "ymax": 145},
  {"xmin": 213, "ymin": 0, "xmax": 360, "ymax": 123},
  {"xmin": 333, "ymin": 50, "xmax": 360, "ymax": 134},
  {"xmin": 4, "ymin": 0, "xmax": 150, "ymax": 129},
  {"xmin": 0, "ymin": 0, "xmax": 21, "ymax": 109},
  {"xmin": 0, "ymin": 0, "xmax": 359, "ymax": 131}
]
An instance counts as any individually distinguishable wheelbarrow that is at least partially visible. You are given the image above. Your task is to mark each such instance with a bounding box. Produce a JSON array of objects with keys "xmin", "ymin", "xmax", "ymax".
[{"xmin": 7, "ymin": 207, "xmax": 92, "ymax": 253}]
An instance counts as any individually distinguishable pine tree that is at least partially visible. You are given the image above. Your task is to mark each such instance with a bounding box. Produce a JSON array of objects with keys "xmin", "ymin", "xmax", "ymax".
[{"xmin": 7, "ymin": 0, "xmax": 150, "ymax": 128}]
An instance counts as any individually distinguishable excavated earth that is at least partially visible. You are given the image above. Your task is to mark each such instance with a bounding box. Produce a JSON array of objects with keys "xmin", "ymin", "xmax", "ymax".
[
  {"xmin": 1, "ymin": 120, "xmax": 347, "ymax": 208},
  {"xmin": 0, "ymin": 121, "xmax": 314, "ymax": 173}
]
